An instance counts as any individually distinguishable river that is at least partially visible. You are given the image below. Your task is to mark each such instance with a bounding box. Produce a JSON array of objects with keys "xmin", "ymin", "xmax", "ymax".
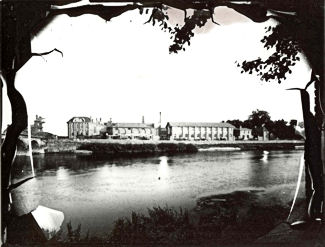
[{"xmin": 11, "ymin": 149, "xmax": 303, "ymax": 237}]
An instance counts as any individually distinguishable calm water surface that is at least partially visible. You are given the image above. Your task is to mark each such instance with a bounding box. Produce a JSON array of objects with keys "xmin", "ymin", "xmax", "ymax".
[{"xmin": 12, "ymin": 150, "xmax": 303, "ymax": 236}]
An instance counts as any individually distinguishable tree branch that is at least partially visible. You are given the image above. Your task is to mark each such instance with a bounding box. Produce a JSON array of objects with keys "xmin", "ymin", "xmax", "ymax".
[
  {"xmin": 144, "ymin": 8, "xmax": 158, "ymax": 24},
  {"xmin": 209, "ymin": 7, "xmax": 220, "ymax": 25},
  {"xmin": 31, "ymin": 48, "xmax": 63, "ymax": 58}
]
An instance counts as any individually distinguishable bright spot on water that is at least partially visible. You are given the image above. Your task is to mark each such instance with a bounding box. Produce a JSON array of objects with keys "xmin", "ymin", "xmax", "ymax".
[
  {"xmin": 157, "ymin": 156, "xmax": 170, "ymax": 190},
  {"xmin": 56, "ymin": 167, "xmax": 69, "ymax": 180},
  {"xmin": 97, "ymin": 165, "xmax": 111, "ymax": 179},
  {"xmin": 261, "ymin": 151, "xmax": 269, "ymax": 162}
]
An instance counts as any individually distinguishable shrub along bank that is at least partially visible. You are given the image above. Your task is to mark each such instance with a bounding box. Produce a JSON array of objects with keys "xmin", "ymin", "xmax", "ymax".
[{"xmin": 77, "ymin": 142, "xmax": 198, "ymax": 156}]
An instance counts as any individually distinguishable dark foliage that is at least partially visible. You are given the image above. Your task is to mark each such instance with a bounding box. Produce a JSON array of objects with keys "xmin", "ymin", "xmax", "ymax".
[
  {"xmin": 226, "ymin": 119, "xmax": 243, "ymax": 129},
  {"xmin": 107, "ymin": 206, "xmax": 194, "ymax": 245},
  {"xmin": 67, "ymin": 221, "xmax": 81, "ymax": 243},
  {"xmin": 238, "ymin": 24, "xmax": 301, "ymax": 83},
  {"xmin": 78, "ymin": 142, "xmax": 198, "ymax": 155},
  {"xmin": 267, "ymin": 119, "xmax": 301, "ymax": 140},
  {"xmin": 227, "ymin": 109, "xmax": 303, "ymax": 140},
  {"xmin": 142, "ymin": 7, "xmax": 216, "ymax": 53},
  {"xmin": 248, "ymin": 109, "xmax": 271, "ymax": 128},
  {"xmin": 168, "ymin": 10, "xmax": 211, "ymax": 53}
]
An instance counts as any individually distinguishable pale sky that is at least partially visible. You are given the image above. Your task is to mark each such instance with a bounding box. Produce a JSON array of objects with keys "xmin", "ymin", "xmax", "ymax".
[{"xmin": 2, "ymin": 7, "xmax": 312, "ymax": 136}]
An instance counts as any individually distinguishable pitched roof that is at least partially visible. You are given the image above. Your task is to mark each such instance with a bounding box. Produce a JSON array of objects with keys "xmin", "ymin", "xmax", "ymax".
[
  {"xmin": 67, "ymin": 117, "xmax": 91, "ymax": 123},
  {"xmin": 167, "ymin": 122, "xmax": 235, "ymax": 128},
  {"xmin": 111, "ymin": 123, "xmax": 155, "ymax": 128}
]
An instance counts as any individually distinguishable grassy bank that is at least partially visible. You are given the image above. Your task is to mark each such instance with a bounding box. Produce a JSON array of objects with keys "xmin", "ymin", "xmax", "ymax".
[
  {"xmin": 32, "ymin": 187, "xmax": 305, "ymax": 246},
  {"xmin": 77, "ymin": 142, "xmax": 198, "ymax": 156}
]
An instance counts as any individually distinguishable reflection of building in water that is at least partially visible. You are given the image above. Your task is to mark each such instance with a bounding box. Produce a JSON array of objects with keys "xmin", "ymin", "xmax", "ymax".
[
  {"xmin": 247, "ymin": 152, "xmax": 272, "ymax": 187},
  {"xmin": 166, "ymin": 122, "xmax": 235, "ymax": 141},
  {"xmin": 67, "ymin": 117, "xmax": 106, "ymax": 139}
]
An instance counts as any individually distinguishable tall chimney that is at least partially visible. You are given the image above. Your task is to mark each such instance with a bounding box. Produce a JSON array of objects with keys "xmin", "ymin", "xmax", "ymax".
[
  {"xmin": 159, "ymin": 112, "xmax": 162, "ymax": 127},
  {"xmin": 142, "ymin": 116, "xmax": 145, "ymax": 124}
]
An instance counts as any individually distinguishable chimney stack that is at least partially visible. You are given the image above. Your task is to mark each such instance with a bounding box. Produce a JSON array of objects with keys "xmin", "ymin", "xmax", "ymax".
[
  {"xmin": 159, "ymin": 112, "xmax": 162, "ymax": 127},
  {"xmin": 142, "ymin": 116, "xmax": 145, "ymax": 124}
]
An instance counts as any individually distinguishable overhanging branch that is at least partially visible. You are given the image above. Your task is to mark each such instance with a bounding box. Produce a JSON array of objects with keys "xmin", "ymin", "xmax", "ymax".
[{"xmin": 31, "ymin": 48, "xmax": 63, "ymax": 59}]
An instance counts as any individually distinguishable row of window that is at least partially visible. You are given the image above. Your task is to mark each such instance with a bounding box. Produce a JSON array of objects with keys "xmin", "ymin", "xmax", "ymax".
[
  {"xmin": 174, "ymin": 133, "xmax": 232, "ymax": 138},
  {"xmin": 173, "ymin": 127, "xmax": 230, "ymax": 131},
  {"xmin": 172, "ymin": 130, "xmax": 232, "ymax": 135},
  {"xmin": 114, "ymin": 128, "xmax": 153, "ymax": 134}
]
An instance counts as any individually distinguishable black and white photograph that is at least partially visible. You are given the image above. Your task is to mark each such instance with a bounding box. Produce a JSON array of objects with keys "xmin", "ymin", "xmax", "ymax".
[{"xmin": 1, "ymin": 0, "xmax": 324, "ymax": 246}]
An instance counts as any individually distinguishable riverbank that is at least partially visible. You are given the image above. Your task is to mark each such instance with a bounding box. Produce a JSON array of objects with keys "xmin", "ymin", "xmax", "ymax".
[
  {"xmin": 77, "ymin": 142, "xmax": 198, "ymax": 156},
  {"xmin": 39, "ymin": 185, "xmax": 305, "ymax": 246},
  {"xmin": 44, "ymin": 139, "xmax": 304, "ymax": 155}
]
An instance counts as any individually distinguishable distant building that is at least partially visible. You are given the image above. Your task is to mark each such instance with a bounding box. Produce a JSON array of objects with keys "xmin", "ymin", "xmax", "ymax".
[
  {"xmin": 165, "ymin": 122, "xmax": 235, "ymax": 141},
  {"xmin": 67, "ymin": 117, "xmax": 106, "ymax": 139},
  {"xmin": 234, "ymin": 127, "xmax": 253, "ymax": 140},
  {"xmin": 106, "ymin": 122, "xmax": 157, "ymax": 140},
  {"xmin": 31, "ymin": 115, "xmax": 45, "ymax": 133}
]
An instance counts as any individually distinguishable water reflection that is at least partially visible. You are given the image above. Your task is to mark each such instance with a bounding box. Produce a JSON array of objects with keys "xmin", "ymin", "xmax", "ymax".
[
  {"xmin": 261, "ymin": 150, "xmax": 269, "ymax": 163},
  {"xmin": 57, "ymin": 167, "xmax": 69, "ymax": 181},
  {"xmin": 247, "ymin": 150, "xmax": 301, "ymax": 188},
  {"xmin": 157, "ymin": 156, "xmax": 170, "ymax": 191},
  {"xmin": 11, "ymin": 150, "xmax": 303, "ymax": 236}
]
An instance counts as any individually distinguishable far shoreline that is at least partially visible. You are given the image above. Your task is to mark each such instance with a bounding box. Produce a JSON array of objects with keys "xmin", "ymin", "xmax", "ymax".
[{"xmin": 18, "ymin": 139, "xmax": 305, "ymax": 155}]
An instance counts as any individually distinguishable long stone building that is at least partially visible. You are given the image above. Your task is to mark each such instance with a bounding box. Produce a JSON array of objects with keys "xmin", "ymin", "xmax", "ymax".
[
  {"xmin": 67, "ymin": 117, "xmax": 106, "ymax": 139},
  {"xmin": 166, "ymin": 122, "xmax": 235, "ymax": 141},
  {"xmin": 106, "ymin": 122, "xmax": 157, "ymax": 140}
]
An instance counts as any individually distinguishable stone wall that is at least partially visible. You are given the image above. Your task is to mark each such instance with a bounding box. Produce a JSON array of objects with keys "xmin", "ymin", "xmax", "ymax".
[{"xmin": 45, "ymin": 139, "xmax": 82, "ymax": 153}]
